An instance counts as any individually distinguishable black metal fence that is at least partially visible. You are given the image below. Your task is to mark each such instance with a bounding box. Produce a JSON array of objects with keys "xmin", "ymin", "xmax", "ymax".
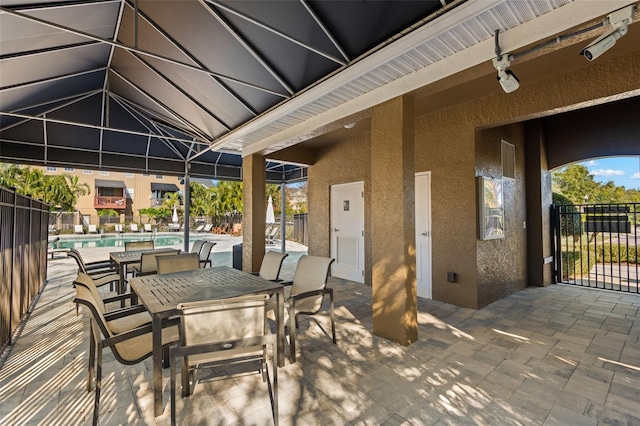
[
  {"xmin": 552, "ymin": 203, "xmax": 639, "ymax": 292},
  {"xmin": 1, "ymin": 186, "xmax": 49, "ymax": 352},
  {"xmin": 292, "ymin": 213, "xmax": 308, "ymax": 245}
]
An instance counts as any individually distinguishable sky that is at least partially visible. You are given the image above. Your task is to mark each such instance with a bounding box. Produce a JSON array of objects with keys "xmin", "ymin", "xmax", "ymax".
[{"xmin": 577, "ymin": 156, "xmax": 640, "ymax": 190}]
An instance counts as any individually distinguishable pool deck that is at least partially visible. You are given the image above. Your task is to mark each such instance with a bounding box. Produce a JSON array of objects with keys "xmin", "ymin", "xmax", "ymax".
[{"xmin": 2, "ymin": 241, "xmax": 640, "ymax": 425}]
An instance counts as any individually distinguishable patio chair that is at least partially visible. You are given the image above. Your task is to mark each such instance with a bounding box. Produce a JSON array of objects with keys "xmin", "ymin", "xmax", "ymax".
[
  {"xmin": 88, "ymin": 224, "xmax": 98, "ymax": 234},
  {"xmin": 281, "ymin": 255, "xmax": 336, "ymax": 363},
  {"xmin": 67, "ymin": 249, "xmax": 119, "ymax": 290},
  {"xmin": 198, "ymin": 241, "xmax": 216, "ymax": 267},
  {"xmin": 266, "ymin": 226, "xmax": 280, "ymax": 245},
  {"xmin": 170, "ymin": 295, "xmax": 277, "ymax": 425},
  {"xmin": 189, "ymin": 239, "xmax": 205, "ymax": 255},
  {"xmin": 74, "ymin": 224, "xmax": 84, "ymax": 234},
  {"xmin": 156, "ymin": 253, "xmax": 200, "ymax": 274},
  {"xmin": 129, "ymin": 223, "xmax": 140, "ymax": 232},
  {"xmin": 202, "ymin": 224, "xmax": 213, "ymax": 233},
  {"xmin": 231, "ymin": 223, "xmax": 242, "ymax": 236},
  {"xmin": 131, "ymin": 249, "xmax": 181, "ymax": 277},
  {"xmin": 73, "ymin": 283, "xmax": 179, "ymax": 426},
  {"xmin": 193, "ymin": 224, "xmax": 205, "ymax": 233},
  {"xmin": 47, "ymin": 236, "xmax": 68, "ymax": 259},
  {"xmin": 143, "ymin": 224, "xmax": 154, "ymax": 233},
  {"xmin": 114, "ymin": 224, "xmax": 123, "ymax": 234},
  {"xmin": 74, "ymin": 273, "xmax": 147, "ymax": 331},
  {"xmin": 252, "ymin": 251, "xmax": 289, "ymax": 282}
]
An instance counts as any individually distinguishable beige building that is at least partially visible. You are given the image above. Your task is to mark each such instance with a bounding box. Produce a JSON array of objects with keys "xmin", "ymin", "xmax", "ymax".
[{"xmin": 42, "ymin": 166, "xmax": 183, "ymax": 227}]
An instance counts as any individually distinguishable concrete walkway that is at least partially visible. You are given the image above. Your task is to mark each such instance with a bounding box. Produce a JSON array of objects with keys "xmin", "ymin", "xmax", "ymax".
[{"xmin": 1, "ymin": 244, "xmax": 640, "ymax": 425}]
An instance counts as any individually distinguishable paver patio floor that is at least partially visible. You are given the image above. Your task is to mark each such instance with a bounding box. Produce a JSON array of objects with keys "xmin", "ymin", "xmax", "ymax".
[{"xmin": 1, "ymin": 246, "xmax": 640, "ymax": 425}]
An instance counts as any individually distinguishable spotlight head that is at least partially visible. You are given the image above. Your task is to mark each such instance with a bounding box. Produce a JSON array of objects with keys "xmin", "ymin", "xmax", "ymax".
[
  {"xmin": 492, "ymin": 55, "xmax": 519, "ymax": 93},
  {"xmin": 581, "ymin": 4, "xmax": 635, "ymax": 61},
  {"xmin": 497, "ymin": 69, "xmax": 520, "ymax": 93}
]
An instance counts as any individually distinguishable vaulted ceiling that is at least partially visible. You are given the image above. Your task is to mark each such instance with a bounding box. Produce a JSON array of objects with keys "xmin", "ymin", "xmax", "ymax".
[{"xmin": 1, "ymin": 0, "xmax": 634, "ymax": 180}]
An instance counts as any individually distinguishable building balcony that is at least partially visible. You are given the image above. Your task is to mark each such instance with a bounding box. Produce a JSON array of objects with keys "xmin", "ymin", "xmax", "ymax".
[{"xmin": 94, "ymin": 196, "xmax": 126, "ymax": 209}]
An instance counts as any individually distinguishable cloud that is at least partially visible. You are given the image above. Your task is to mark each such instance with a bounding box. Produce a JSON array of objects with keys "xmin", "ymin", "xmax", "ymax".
[
  {"xmin": 583, "ymin": 160, "xmax": 598, "ymax": 166},
  {"xmin": 633, "ymin": 173, "xmax": 640, "ymax": 179},
  {"xmin": 591, "ymin": 169, "xmax": 625, "ymax": 177}
]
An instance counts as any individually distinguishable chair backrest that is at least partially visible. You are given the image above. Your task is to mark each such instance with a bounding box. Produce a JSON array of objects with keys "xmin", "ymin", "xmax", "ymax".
[
  {"xmin": 124, "ymin": 240, "xmax": 154, "ymax": 251},
  {"xmin": 74, "ymin": 272, "xmax": 108, "ymax": 314},
  {"xmin": 68, "ymin": 248, "xmax": 88, "ymax": 273},
  {"xmin": 88, "ymin": 224, "xmax": 97, "ymax": 233},
  {"xmin": 231, "ymin": 223, "xmax": 242, "ymax": 235},
  {"xmin": 258, "ymin": 251, "xmax": 289, "ymax": 281},
  {"xmin": 290, "ymin": 256, "xmax": 335, "ymax": 314},
  {"xmin": 115, "ymin": 224, "xmax": 123, "ymax": 232},
  {"xmin": 156, "ymin": 253, "xmax": 200, "ymax": 274},
  {"xmin": 199, "ymin": 241, "xmax": 216, "ymax": 262},
  {"xmin": 130, "ymin": 224, "xmax": 139, "ymax": 232},
  {"xmin": 74, "ymin": 224, "xmax": 84, "ymax": 233},
  {"xmin": 178, "ymin": 295, "xmax": 269, "ymax": 363},
  {"xmin": 144, "ymin": 224, "xmax": 152, "ymax": 232},
  {"xmin": 138, "ymin": 249, "xmax": 180, "ymax": 275},
  {"xmin": 203, "ymin": 224, "xmax": 213, "ymax": 232},
  {"xmin": 190, "ymin": 239, "xmax": 205, "ymax": 254}
]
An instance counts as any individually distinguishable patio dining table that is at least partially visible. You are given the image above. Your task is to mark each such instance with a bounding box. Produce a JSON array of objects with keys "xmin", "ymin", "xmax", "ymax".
[
  {"xmin": 109, "ymin": 249, "xmax": 162, "ymax": 293},
  {"xmin": 129, "ymin": 266, "xmax": 285, "ymax": 416}
]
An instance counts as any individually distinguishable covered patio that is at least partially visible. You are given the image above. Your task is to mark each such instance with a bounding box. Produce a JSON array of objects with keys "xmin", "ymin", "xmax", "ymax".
[{"xmin": 1, "ymin": 252, "xmax": 639, "ymax": 425}]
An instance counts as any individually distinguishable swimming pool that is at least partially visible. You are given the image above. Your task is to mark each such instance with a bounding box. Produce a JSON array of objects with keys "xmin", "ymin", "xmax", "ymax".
[{"xmin": 52, "ymin": 235, "xmax": 194, "ymax": 249}]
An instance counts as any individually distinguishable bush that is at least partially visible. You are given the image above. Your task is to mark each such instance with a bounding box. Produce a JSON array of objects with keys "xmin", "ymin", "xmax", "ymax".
[
  {"xmin": 596, "ymin": 244, "xmax": 639, "ymax": 264},
  {"xmin": 561, "ymin": 249, "xmax": 595, "ymax": 279},
  {"xmin": 553, "ymin": 193, "xmax": 582, "ymax": 238}
]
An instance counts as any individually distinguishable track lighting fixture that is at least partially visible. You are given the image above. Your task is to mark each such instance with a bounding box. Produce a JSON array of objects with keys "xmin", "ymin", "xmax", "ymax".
[{"xmin": 581, "ymin": 5, "xmax": 635, "ymax": 61}]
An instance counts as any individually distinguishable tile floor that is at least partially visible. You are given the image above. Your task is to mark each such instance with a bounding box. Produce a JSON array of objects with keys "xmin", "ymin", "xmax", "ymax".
[{"xmin": 1, "ymin": 247, "xmax": 639, "ymax": 425}]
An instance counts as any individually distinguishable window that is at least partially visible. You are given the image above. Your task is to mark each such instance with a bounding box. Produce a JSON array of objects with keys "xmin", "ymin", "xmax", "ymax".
[
  {"xmin": 99, "ymin": 171, "xmax": 109, "ymax": 176},
  {"xmin": 83, "ymin": 169, "xmax": 93, "ymax": 175},
  {"xmin": 501, "ymin": 140, "xmax": 515, "ymax": 180},
  {"xmin": 46, "ymin": 167, "xmax": 57, "ymax": 172},
  {"xmin": 64, "ymin": 167, "xmax": 74, "ymax": 172},
  {"xmin": 155, "ymin": 175, "xmax": 163, "ymax": 179},
  {"xmin": 124, "ymin": 173, "xmax": 134, "ymax": 178}
]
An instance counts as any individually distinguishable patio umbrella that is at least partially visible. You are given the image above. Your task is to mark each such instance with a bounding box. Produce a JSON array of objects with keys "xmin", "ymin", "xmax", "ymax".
[
  {"xmin": 266, "ymin": 196, "xmax": 275, "ymax": 224},
  {"xmin": 172, "ymin": 205, "xmax": 179, "ymax": 223}
]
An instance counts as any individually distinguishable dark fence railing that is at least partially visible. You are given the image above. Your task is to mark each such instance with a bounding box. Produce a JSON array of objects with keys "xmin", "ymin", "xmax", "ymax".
[
  {"xmin": 292, "ymin": 213, "xmax": 308, "ymax": 246},
  {"xmin": 0, "ymin": 186, "xmax": 49, "ymax": 353},
  {"xmin": 552, "ymin": 203, "xmax": 639, "ymax": 293}
]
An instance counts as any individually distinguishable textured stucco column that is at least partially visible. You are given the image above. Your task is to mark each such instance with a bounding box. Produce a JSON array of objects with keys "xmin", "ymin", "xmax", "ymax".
[
  {"xmin": 525, "ymin": 120, "xmax": 553, "ymax": 287},
  {"xmin": 242, "ymin": 154, "xmax": 266, "ymax": 273},
  {"xmin": 371, "ymin": 96, "xmax": 417, "ymax": 345}
]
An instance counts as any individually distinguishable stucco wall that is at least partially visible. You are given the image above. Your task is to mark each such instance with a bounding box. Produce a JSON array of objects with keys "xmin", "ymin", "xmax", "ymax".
[{"xmin": 307, "ymin": 133, "xmax": 372, "ymax": 283}]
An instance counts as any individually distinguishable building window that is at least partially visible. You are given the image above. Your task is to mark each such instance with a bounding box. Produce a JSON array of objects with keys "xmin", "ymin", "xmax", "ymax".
[
  {"xmin": 155, "ymin": 175, "xmax": 163, "ymax": 179},
  {"xmin": 46, "ymin": 166, "xmax": 57, "ymax": 172},
  {"xmin": 64, "ymin": 167, "xmax": 74, "ymax": 172},
  {"xmin": 99, "ymin": 171, "xmax": 110, "ymax": 176},
  {"xmin": 501, "ymin": 140, "xmax": 516, "ymax": 180},
  {"xmin": 124, "ymin": 173, "xmax": 134, "ymax": 178},
  {"xmin": 83, "ymin": 169, "xmax": 93, "ymax": 175}
]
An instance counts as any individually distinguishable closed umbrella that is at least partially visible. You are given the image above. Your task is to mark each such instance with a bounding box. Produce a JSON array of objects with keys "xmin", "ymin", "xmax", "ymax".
[
  {"xmin": 266, "ymin": 196, "xmax": 275, "ymax": 224},
  {"xmin": 172, "ymin": 205, "xmax": 179, "ymax": 223}
]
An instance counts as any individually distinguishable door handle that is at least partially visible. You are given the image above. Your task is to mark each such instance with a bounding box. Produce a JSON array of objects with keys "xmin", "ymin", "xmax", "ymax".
[
  {"xmin": 421, "ymin": 231, "xmax": 428, "ymax": 236},
  {"xmin": 334, "ymin": 228, "xmax": 339, "ymax": 232}
]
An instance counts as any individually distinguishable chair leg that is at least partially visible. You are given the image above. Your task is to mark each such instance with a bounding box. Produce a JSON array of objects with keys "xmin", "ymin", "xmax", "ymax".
[
  {"xmin": 329, "ymin": 289, "xmax": 336, "ymax": 344},
  {"xmin": 289, "ymin": 306, "xmax": 297, "ymax": 363},
  {"xmin": 170, "ymin": 349, "xmax": 177, "ymax": 426},
  {"xmin": 93, "ymin": 345, "xmax": 102, "ymax": 426},
  {"xmin": 87, "ymin": 323, "xmax": 96, "ymax": 392},
  {"xmin": 163, "ymin": 345, "xmax": 170, "ymax": 368},
  {"xmin": 271, "ymin": 341, "xmax": 279, "ymax": 425},
  {"xmin": 181, "ymin": 356, "xmax": 190, "ymax": 397}
]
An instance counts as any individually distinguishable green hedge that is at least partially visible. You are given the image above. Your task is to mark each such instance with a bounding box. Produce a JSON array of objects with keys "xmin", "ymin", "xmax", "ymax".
[
  {"xmin": 561, "ymin": 249, "xmax": 595, "ymax": 278},
  {"xmin": 596, "ymin": 244, "xmax": 639, "ymax": 264}
]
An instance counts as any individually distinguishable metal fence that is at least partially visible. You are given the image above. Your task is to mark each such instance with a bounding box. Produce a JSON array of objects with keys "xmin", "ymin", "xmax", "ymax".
[
  {"xmin": 1, "ymin": 186, "xmax": 49, "ymax": 352},
  {"xmin": 552, "ymin": 203, "xmax": 639, "ymax": 293},
  {"xmin": 292, "ymin": 213, "xmax": 308, "ymax": 245}
]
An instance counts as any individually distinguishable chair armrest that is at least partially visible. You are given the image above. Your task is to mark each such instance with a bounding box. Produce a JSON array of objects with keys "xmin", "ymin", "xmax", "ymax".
[
  {"xmin": 249, "ymin": 272, "xmax": 259, "ymax": 276},
  {"xmin": 85, "ymin": 261, "xmax": 116, "ymax": 270},
  {"xmin": 289, "ymin": 287, "xmax": 330, "ymax": 303},
  {"xmin": 104, "ymin": 305, "xmax": 147, "ymax": 321},
  {"xmin": 103, "ymin": 293, "xmax": 138, "ymax": 305},
  {"xmin": 279, "ymin": 281, "xmax": 293, "ymax": 286}
]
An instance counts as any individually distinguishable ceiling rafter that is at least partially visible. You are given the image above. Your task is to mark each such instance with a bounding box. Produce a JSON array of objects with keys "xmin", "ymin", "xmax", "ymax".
[
  {"xmin": 299, "ymin": 0, "xmax": 350, "ymax": 63},
  {"xmin": 0, "ymin": 6, "xmax": 290, "ymax": 99},
  {"xmin": 109, "ymin": 68, "xmax": 212, "ymax": 143},
  {"xmin": 205, "ymin": 0, "xmax": 347, "ymax": 67},
  {"xmin": 0, "ymin": 66, "xmax": 106, "ymax": 92},
  {"xmin": 124, "ymin": 0, "xmax": 259, "ymax": 119},
  {"xmin": 199, "ymin": 0, "xmax": 294, "ymax": 96}
]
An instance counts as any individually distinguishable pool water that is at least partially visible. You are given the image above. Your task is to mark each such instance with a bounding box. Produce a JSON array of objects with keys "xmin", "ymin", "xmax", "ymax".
[{"xmin": 53, "ymin": 235, "xmax": 188, "ymax": 249}]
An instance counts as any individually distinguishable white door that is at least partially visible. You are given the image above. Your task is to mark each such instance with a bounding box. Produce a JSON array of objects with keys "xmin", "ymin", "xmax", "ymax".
[
  {"xmin": 415, "ymin": 172, "xmax": 432, "ymax": 299},
  {"xmin": 331, "ymin": 182, "xmax": 364, "ymax": 283}
]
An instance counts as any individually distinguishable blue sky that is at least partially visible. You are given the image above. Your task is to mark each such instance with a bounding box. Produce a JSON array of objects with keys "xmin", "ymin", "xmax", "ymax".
[{"xmin": 577, "ymin": 156, "xmax": 640, "ymax": 190}]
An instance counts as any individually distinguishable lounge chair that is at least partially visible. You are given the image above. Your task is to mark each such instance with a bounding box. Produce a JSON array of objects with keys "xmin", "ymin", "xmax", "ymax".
[
  {"xmin": 231, "ymin": 223, "xmax": 242, "ymax": 236},
  {"xmin": 47, "ymin": 237, "xmax": 68, "ymax": 259},
  {"xmin": 202, "ymin": 224, "xmax": 213, "ymax": 233},
  {"xmin": 266, "ymin": 226, "xmax": 280, "ymax": 245},
  {"xmin": 143, "ymin": 224, "xmax": 154, "ymax": 233},
  {"xmin": 74, "ymin": 224, "xmax": 84, "ymax": 234},
  {"xmin": 88, "ymin": 224, "xmax": 98, "ymax": 234},
  {"xmin": 129, "ymin": 223, "xmax": 140, "ymax": 232},
  {"xmin": 193, "ymin": 224, "xmax": 205, "ymax": 233},
  {"xmin": 114, "ymin": 224, "xmax": 123, "ymax": 234},
  {"xmin": 170, "ymin": 295, "xmax": 277, "ymax": 425}
]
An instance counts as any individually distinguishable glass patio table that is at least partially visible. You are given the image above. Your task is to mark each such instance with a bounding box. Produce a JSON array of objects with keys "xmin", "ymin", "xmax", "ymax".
[{"xmin": 129, "ymin": 266, "xmax": 285, "ymax": 416}]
